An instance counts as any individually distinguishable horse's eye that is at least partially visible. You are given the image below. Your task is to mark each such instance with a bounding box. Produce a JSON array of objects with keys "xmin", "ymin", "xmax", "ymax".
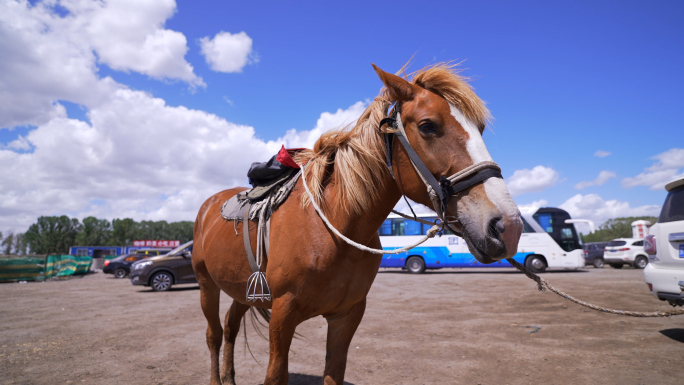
[{"xmin": 418, "ymin": 121, "xmax": 436, "ymax": 134}]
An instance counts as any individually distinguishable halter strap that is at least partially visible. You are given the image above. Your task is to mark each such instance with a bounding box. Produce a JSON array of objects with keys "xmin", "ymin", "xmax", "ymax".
[{"xmin": 378, "ymin": 104, "xmax": 503, "ymax": 220}]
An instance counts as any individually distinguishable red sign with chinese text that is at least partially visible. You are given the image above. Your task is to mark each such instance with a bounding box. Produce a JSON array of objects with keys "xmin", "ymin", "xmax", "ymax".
[{"xmin": 133, "ymin": 240, "xmax": 181, "ymax": 248}]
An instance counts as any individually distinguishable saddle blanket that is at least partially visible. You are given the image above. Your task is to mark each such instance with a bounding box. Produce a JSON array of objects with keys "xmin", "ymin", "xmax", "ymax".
[{"xmin": 221, "ymin": 170, "xmax": 301, "ymax": 222}]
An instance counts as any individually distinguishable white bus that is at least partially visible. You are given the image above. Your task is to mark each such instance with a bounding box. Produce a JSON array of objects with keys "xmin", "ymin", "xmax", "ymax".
[{"xmin": 379, "ymin": 207, "xmax": 585, "ymax": 273}]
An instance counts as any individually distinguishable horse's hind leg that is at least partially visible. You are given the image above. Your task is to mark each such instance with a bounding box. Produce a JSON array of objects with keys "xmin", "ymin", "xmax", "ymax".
[
  {"xmin": 198, "ymin": 273, "xmax": 224, "ymax": 385},
  {"xmin": 221, "ymin": 300, "xmax": 249, "ymax": 385},
  {"xmin": 322, "ymin": 299, "xmax": 367, "ymax": 385}
]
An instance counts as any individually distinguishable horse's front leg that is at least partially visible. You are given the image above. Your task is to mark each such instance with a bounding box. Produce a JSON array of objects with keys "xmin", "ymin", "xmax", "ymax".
[
  {"xmin": 323, "ymin": 299, "xmax": 366, "ymax": 385},
  {"xmin": 264, "ymin": 296, "xmax": 302, "ymax": 385}
]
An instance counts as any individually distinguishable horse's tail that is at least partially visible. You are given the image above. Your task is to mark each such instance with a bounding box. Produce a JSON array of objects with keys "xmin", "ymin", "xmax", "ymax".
[
  {"xmin": 245, "ymin": 306, "xmax": 271, "ymax": 340},
  {"xmin": 241, "ymin": 306, "xmax": 303, "ymax": 363},
  {"xmin": 241, "ymin": 306, "xmax": 271, "ymax": 364}
]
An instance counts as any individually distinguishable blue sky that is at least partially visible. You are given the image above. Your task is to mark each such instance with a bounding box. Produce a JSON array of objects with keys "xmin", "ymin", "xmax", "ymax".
[{"xmin": 1, "ymin": 0, "xmax": 683, "ymax": 233}]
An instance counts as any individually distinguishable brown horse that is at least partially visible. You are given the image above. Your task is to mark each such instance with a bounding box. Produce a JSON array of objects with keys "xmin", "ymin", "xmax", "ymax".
[{"xmin": 193, "ymin": 63, "xmax": 523, "ymax": 385}]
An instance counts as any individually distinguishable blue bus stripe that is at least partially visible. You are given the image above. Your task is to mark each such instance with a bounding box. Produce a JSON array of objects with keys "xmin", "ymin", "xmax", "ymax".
[{"xmin": 380, "ymin": 246, "xmax": 532, "ymax": 268}]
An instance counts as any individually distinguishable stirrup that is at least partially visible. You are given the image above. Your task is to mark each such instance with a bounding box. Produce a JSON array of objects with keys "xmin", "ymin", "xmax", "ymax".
[{"xmin": 246, "ymin": 271, "xmax": 271, "ymax": 302}]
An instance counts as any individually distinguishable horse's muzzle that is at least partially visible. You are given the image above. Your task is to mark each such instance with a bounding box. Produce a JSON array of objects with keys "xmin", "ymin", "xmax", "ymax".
[{"xmin": 461, "ymin": 212, "xmax": 523, "ymax": 264}]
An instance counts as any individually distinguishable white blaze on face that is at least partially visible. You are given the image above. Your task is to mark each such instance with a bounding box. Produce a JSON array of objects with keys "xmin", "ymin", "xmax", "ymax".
[{"xmin": 449, "ymin": 105, "xmax": 518, "ymax": 215}]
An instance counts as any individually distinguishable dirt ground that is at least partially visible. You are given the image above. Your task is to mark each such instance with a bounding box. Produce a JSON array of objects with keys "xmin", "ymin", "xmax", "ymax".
[{"xmin": 1, "ymin": 266, "xmax": 682, "ymax": 385}]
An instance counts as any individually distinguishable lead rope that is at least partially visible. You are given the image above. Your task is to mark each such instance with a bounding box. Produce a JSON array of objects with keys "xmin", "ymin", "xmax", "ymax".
[{"xmin": 507, "ymin": 258, "xmax": 684, "ymax": 317}]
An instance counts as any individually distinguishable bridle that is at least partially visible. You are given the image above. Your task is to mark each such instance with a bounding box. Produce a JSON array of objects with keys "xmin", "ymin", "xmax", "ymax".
[{"xmin": 378, "ymin": 102, "xmax": 503, "ymax": 233}]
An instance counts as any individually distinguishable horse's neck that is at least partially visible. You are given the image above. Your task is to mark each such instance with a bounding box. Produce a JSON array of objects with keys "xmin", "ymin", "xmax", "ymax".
[{"xmin": 323, "ymin": 168, "xmax": 401, "ymax": 243}]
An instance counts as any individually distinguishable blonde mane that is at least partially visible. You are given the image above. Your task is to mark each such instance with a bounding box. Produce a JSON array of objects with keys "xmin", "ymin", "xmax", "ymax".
[{"xmin": 293, "ymin": 62, "xmax": 491, "ymax": 215}]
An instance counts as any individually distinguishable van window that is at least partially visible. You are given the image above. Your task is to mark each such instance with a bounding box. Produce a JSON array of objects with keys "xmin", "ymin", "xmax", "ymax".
[{"xmin": 659, "ymin": 186, "xmax": 684, "ymax": 223}]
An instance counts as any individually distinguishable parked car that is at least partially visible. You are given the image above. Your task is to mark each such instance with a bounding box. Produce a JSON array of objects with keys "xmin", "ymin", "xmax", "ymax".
[
  {"xmin": 129, "ymin": 241, "xmax": 195, "ymax": 291},
  {"xmin": 103, "ymin": 248, "xmax": 173, "ymax": 278},
  {"xmin": 603, "ymin": 238, "xmax": 649, "ymax": 269},
  {"xmin": 643, "ymin": 177, "xmax": 684, "ymax": 307},
  {"xmin": 582, "ymin": 242, "xmax": 608, "ymax": 268}
]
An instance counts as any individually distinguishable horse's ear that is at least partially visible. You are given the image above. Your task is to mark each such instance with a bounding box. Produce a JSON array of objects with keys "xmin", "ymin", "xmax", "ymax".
[{"xmin": 372, "ymin": 63, "xmax": 414, "ymax": 102}]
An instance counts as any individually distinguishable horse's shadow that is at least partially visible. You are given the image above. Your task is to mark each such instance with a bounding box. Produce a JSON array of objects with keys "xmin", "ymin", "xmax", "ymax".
[
  {"xmin": 660, "ymin": 328, "xmax": 684, "ymax": 343},
  {"xmin": 258, "ymin": 374, "xmax": 355, "ymax": 385}
]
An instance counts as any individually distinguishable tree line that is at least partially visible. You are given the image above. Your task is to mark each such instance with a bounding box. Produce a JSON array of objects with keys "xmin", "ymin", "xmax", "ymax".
[{"xmin": 1, "ymin": 216, "xmax": 194, "ymax": 255}]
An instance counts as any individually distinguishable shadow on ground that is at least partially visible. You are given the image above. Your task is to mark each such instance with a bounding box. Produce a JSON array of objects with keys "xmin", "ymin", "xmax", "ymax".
[
  {"xmin": 257, "ymin": 373, "xmax": 354, "ymax": 385},
  {"xmin": 137, "ymin": 285, "xmax": 200, "ymax": 293},
  {"xmin": 660, "ymin": 328, "xmax": 684, "ymax": 343}
]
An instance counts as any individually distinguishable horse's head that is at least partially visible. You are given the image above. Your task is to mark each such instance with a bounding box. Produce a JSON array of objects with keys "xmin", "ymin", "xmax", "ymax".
[{"xmin": 373, "ymin": 64, "xmax": 522, "ymax": 264}]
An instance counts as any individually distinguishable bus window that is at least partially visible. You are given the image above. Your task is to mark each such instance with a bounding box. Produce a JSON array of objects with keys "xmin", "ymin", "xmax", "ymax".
[
  {"xmin": 379, "ymin": 219, "xmax": 393, "ymax": 236},
  {"xmin": 403, "ymin": 220, "xmax": 422, "ymax": 235},
  {"xmin": 521, "ymin": 217, "xmax": 536, "ymax": 233},
  {"xmin": 534, "ymin": 213, "xmax": 553, "ymax": 233},
  {"xmin": 560, "ymin": 228, "xmax": 574, "ymax": 239}
]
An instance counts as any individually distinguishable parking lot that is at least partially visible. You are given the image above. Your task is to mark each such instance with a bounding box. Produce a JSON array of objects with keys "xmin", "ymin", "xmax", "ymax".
[{"xmin": 1, "ymin": 267, "xmax": 682, "ymax": 385}]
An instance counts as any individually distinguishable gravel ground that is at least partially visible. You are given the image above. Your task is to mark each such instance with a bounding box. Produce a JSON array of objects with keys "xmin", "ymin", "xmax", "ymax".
[{"xmin": 1, "ymin": 266, "xmax": 683, "ymax": 385}]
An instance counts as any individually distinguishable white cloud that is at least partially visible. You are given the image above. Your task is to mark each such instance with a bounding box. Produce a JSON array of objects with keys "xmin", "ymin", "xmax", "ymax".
[
  {"xmin": 0, "ymin": 88, "xmax": 283, "ymax": 232},
  {"xmin": 559, "ymin": 194, "xmax": 660, "ymax": 229},
  {"xmin": 505, "ymin": 166, "xmax": 559, "ymax": 196},
  {"xmin": 278, "ymin": 101, "xmax": 368, "ymax": 149},
  {"xmin": 200, "ymin": 31, "xmax": 256, "ymax": 73},
  {"xmin": 83, "ymin": 0, "xmax": 204, "ymax": 86},
  {"xmin": 516, "ymin": 199, "xmax": 549, "ymax": 215},
  {"xmin": 594, "ymin": 150, "xmax": 611, "ymax": 158},
  {"xmin": 0, "ymin": 85, "xmax": 372, "ymax": 232},
  {"xmin": 622, "ymin": 148, "xmax": 684, "ymax": 190},
  {"xmin": 574, "ymin": 170, "xmax": 616, "ymax": 190},
  {"xmin": 392, "ymin": 199, "xmax": 435, "ymax": 217},
  {"xmin": 0, "ymin": 0, "xmax": 202, "ymax": 129}
]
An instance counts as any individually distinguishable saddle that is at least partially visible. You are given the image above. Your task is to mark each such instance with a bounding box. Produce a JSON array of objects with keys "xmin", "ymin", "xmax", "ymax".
[{"xmin": 220, "ymin": 146, "xmax": 305, "ymax": 302}]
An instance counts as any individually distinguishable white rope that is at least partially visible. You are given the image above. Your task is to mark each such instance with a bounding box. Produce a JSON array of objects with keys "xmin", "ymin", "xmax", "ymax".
[{"xmin": 299, "ymin": 163, "xmax": 441, "ymax": 255}]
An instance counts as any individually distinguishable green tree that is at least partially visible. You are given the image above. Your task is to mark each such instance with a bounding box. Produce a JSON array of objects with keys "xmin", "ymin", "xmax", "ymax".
[
  {"xmin": 13, "ymin": 233, "xmax": 27, "ymax": 255},
  {"xmin": 581, "ymin": 216, "xmax": 658, "ymax": 243},
  {"xmin": 75, "ymin": 216, "xmax": 112, "ymax": 246},
  {"xmin": 111, "ymin": 218, "xmax": 137, "ymax": 246},
  {"xmin": 168, "ymin": 221, "xmax": 194, "ymax": 243},
  {"xmin": 2, "ymin": 231, "xmax": 13, "ymax": 254},
  {"xmin": 24, "ymin": 216, "xmax": 81, "ymax": 254}
]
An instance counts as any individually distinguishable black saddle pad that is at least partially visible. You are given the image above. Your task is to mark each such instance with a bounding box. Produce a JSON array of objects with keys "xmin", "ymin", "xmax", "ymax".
[{"xmin": 246, "ymin": 168, "xmax": 297, "ymax": 201}]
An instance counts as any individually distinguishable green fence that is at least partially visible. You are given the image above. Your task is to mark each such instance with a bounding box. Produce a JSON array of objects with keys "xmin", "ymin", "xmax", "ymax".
[{"xmin": 0, "ymin": 255, "xmax": 93, "ymax": 282}]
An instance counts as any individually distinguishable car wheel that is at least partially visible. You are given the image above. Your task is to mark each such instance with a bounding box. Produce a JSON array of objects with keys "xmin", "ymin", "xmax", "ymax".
[
  {"xmin": 592, "ymin": 258, "xmax": 604, "ymax": 269},
  {"xmin": 634, "ymin": 256, "xmax": 648, "ymax": 269},
  {"xmin": 525, "ymin": 255, "xmax": 547, "ymax": 273},
  {"xmin": 114, "ymin": 268, "xmax": 127, "ymax": 278},
  {"xmin": 151, "ymin": 272, "xmax": 173, "ymax": 291},
  {"xmin": 610, "ymin": 263, "xmax": 623, "ymax": 269},
  {"xmin": 406, "ymin": 256, "xmax": 426, "ymax": 274}
]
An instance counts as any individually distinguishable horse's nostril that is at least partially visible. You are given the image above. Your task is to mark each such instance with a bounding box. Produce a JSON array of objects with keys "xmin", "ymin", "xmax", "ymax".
[
  {"xmin": 495, "ymin": 218, "xmax": 505, "ymax": 234},
  {"xmin": 487, "ymin": 216, "xmax": 505, "ymax": 238}
]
